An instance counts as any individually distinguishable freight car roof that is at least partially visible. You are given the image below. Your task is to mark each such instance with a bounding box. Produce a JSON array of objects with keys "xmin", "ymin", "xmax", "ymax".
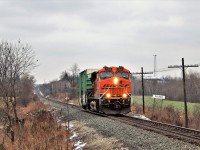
[{"xmin": 80, "ymin": 69, "xmax": 99, "ymax": 75}]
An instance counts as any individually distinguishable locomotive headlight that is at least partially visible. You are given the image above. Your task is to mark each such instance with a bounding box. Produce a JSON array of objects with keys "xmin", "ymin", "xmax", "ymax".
[
  {"xmin": 123, "ymin": 93, "xmax": 127, "ymax": 98},
  {"xmin": 114, "ymin": 77, "xmax": 118, "ymax": 85},
  {"xmin": 106, "ymin": 93, "xmax": 111, "ymax": 98}
]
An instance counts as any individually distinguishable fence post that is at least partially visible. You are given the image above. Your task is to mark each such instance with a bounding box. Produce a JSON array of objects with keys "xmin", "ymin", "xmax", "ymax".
[{"xmin": 160, "ymin": 99, "xmax": 163, "ymax": 121}]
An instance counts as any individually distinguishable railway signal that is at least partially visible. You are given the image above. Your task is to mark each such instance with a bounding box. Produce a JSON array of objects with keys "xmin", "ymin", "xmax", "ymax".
[{"xmin": 168, "ymin": 58, "xmax": 199, "ymax": 128}]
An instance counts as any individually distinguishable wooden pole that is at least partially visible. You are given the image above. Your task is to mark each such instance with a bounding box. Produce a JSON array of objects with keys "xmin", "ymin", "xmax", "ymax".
[
  {"xmin": 182, "ymin": 58, "xmax": 188, "ymax": 128},
  {"xmin": 141, "ymin": 67, "xmax": 145, "ymax": 114}
]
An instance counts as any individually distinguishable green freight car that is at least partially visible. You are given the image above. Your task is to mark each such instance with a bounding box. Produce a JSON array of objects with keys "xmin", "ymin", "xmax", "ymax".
[{"xmin": 79, "ymin": 69, "xmax": 98, "ymax": 107}]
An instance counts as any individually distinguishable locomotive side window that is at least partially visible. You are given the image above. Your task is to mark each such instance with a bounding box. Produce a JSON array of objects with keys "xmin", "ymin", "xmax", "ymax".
[
  {"xmin": 100, "ymin": 72, "xmax": 114, "ymax": 80},
  {"xmin": 116, "ymin": 72, "xmax": 129, "ymax": 79}
]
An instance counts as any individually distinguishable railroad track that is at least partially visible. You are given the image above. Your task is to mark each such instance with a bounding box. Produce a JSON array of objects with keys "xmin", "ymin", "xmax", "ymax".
[
  {"xmin": 41, "ymin": 97, "xmax": 200, "ymax": 146},
  {"xmin": 108, "ymin": 115, "xmax": 200, "ymax": 146}
]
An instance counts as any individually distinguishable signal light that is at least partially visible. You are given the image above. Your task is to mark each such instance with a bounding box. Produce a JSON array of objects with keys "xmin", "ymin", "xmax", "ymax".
[
  {"xmin": 114, "ymin": 77, "xmax": 118, "ymax": 85},
  {"xmin": 123, "ymin": 93, "xmax": 127, "ymax": 98},
  {"xmin": 106, "ymin": 93, "xmax": 111, "ymax": 98}
]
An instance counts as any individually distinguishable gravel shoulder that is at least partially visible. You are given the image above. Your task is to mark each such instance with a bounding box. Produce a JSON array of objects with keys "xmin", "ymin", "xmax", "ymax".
[
  {"xmin": 71, "ymin": 120, "xmax": 129, "ymax": 150},
  {"xmin": 44, "ymin": 99, "xmax": 200, "ymax": 150}
]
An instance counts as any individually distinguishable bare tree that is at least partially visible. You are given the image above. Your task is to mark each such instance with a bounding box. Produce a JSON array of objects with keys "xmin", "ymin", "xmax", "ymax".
[
  {"xmin": 69, "ymin": 63, "xmax": 80, "ymax": 99},
  {"xmin": 0, "ymin": 40, "xmax": 37, "ymax": 142},
  {"xmin": 60, "ymin": 71, "xmax": 70, "ymax": 81},
  {"xmin": 70, "ymin": 63, "xmax": 80, "ymax": 87}
]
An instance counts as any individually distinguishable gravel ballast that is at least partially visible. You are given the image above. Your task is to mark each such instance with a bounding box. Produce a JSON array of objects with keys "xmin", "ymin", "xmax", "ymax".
[{"xmin": 45, "ymin": 100, "xmax": 200, "ymax": 150}]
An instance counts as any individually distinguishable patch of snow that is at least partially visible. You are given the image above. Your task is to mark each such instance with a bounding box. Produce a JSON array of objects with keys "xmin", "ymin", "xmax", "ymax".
[
  {"xmin": 61, "ymin": 123, "xmax": 67, "ymax": 126},
  {"xmin": 57, "ymin": 119, "xmax": 61, "ymax": 123},
  {"xmin": 126, "ymin": 114, "xmax": 150, "ymax": 120},
  {"xmin": 133, "ymin": 114, "xmax": 150, "ymax": 120},
  {"xmin": 61, "ymin": 123, "xmax": 74, "ymax": 129},
  {"xmin": 39, "ymin": 91, "xmax": 44, "ymax": 96},
  {"xmin": 69, "ymin": 124, "xmax": 74, "ymax": 128},
  {"xmin": 74, "ymin": 141, "xmax": 86, "ymax": 150},
  {"xmin": 70, "ymin": 132, "xmax": 78, "ymax": 140},
  {"xmin": 59, "ymin": 116, "xmax": 64, "ymax": 119},
  {"xmin": 43, "ymin": 102, "xmax": 48, "ymax": 105}
]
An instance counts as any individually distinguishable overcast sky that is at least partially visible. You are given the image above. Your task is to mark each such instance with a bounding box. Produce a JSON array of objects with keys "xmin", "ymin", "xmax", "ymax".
[{"xmin": 1, "ymin": 0, "xmax": 200, "ymax": 83}]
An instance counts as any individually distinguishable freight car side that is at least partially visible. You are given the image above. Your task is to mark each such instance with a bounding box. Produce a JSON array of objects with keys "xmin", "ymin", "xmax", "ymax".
[{"xmin": 79, "ymin": 69, "xmax": 98, "ymax": 108}]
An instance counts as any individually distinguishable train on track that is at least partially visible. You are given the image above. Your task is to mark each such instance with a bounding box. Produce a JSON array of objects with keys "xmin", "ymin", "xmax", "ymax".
[{"xmin": 79, "ymin": 66, "xmax": 132, "ymax": 114}]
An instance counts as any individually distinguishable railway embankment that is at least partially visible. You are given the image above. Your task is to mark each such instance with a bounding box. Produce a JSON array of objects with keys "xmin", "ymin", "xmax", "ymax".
[{"xmin": 43, "ymin": 98, "xmax": 200, "ymax": 150}]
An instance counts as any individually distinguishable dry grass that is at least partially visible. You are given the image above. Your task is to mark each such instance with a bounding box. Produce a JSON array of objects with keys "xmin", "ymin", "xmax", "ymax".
[
  {"xmin": 1, "ymin": 102, "xmax": 72, "ymax": 150},
  {"xmin": 131, "ymin": 102, "xmax": 143, "ymax": 114},
  {"xmin": 190, "ymin": 105, "xmax": 200, "ymax": 129}
]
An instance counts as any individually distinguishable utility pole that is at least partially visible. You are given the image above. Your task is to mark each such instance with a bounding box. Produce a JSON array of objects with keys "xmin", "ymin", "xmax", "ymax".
[
  {"xmin": 153, "ymin": 54, "xmax": 158, "ymax": 95},
  {"xmin": 134, "ymin": 67, "xmax": 153, "ymax": 114},
  {"xmin": 168, "ymin": 58, "xmax": 199, "ymax": 128},
  {"xmin": 153, "ymin": 55, "xmax": 157, "ymax": 77}
]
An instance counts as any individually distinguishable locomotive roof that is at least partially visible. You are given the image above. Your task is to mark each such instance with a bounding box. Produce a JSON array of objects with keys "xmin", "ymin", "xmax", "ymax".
[{"xmin": 80, "ymin": 66, "xmax": 131, "ymax": 75}]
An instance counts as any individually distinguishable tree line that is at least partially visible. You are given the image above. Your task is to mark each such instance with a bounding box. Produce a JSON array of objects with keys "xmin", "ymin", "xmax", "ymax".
[{"xmin": 132, "ymin": 71, "xmax": 200, "ymax": 103}]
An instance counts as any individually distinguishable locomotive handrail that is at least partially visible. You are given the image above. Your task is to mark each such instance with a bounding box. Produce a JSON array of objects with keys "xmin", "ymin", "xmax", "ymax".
[{"xmin": 100, "ymin": 87, "xmax": 110, "ymax": 99}]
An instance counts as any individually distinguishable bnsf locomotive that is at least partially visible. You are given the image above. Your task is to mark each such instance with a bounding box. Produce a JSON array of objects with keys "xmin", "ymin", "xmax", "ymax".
[{"xmin": 79, "ymin": 66, "xmax": 131, "ymax": 114}]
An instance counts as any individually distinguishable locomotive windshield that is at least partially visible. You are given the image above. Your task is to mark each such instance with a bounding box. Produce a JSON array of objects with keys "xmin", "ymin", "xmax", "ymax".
[
  {"xmin": 100, "ymin": 72, "xmax": 114, "ymax": 80},
  {"xmin": 116, "ymin": 72, "xmax": 129, "ymax": 80}
]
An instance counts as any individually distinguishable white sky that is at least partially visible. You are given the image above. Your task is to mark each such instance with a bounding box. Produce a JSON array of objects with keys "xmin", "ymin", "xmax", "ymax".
[{"xmin": 1, "ymin": 0, "xmax": 200, "ymax": 84}]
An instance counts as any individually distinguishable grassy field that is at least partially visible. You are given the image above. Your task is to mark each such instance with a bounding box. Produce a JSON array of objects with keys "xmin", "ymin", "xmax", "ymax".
[{"xmin": 132, "ymin": 96, "xmax": 200, "ymax": 114}]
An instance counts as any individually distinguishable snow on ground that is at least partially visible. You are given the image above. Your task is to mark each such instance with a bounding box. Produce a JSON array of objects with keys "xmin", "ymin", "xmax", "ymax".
[
  {"xmin": 39, "ymin": 91, "xmax": 44, "ymax": 96},
  {"xmin": 61, "ymin": 122, "xmax": 74, "ymax": 129},
  {"xmin": 74, "ymin": 141, "xmax": 86, "ymax": 150},
  {"xmin": 70, "ymin": 132, "xmax": 78, "ymax": 140},
  {"xmin": 60, "ymin": 122, "xmax": 87, "ymax": 150},
  {"xmin": 126, "ymin": 114, "xmax": 150, "ymax": 120},
  {"xmin": 69, "ymin": 120, "xmax": 129, "ymax": 150}
]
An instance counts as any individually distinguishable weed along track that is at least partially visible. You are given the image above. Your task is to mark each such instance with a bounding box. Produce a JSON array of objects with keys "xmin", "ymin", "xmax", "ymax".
[{"xmin": 43, "ymin": 97, "xmax": 200, "ymax": 146}]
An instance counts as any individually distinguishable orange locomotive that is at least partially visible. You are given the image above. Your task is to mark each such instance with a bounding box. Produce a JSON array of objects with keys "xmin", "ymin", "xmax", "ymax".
[{"xmin": 79, "ymin": 66, "xmax": 132, "ymax": 114}]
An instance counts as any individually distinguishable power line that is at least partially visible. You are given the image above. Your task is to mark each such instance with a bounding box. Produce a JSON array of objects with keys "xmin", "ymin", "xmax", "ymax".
[
  {"xmin": 133, "ymin": 63, "xmax": 198, "ymax": 75},
  {"xmin": 168, "ymin": 64, "xmax": 199, "ymax": 69},
  {"xmin": 157, "ymin": 67, "xmax": 179, "ymax": 72}
]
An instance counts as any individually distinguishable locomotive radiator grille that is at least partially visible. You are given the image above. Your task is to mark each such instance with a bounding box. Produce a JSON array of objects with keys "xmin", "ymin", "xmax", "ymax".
[
  {"xmin": 102, "ymin": 84, "xmax": 129, "ymax": 97},
  {"xmin": 109, "ymin": 87, "xmax": 125, "ymax": 96}
]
